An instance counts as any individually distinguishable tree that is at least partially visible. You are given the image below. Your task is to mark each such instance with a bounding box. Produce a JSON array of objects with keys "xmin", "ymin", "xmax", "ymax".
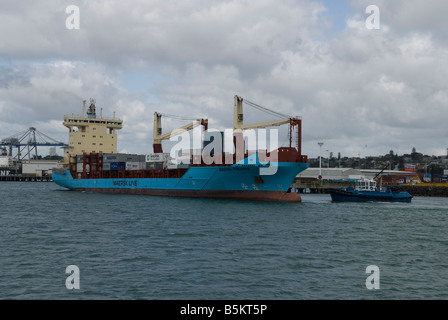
[
  {"xmin": 398, "ymin": 158, "xmax": 405, "ymax": 171},
  {"xmin": 411, "ymin": 148, "xmax": 423, "ymax": 162}
]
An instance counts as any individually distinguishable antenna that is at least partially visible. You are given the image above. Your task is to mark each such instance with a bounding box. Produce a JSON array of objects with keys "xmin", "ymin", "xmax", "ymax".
[{"xmin": 87, "ymin": 98, "xmax": 96, "ymax": 119}]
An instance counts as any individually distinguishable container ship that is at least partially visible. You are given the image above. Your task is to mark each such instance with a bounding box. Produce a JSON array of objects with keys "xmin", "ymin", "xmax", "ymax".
[{"xmin": 52, "ymin": 96, "xmax": 309, "ymax": 202}]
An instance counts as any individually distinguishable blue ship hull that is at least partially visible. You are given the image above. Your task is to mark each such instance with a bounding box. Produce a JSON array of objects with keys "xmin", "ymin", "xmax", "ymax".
[
  {"xmin": 53, "ymin": 161, "xmax": 309, "ymax": 202},
  {"xmin": 329, "ymin": 188, "xmax": 413, "ymax": 202}
]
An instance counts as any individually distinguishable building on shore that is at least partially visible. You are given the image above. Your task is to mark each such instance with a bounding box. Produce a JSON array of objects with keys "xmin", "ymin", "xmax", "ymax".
[
  {"xmin": 21, "ymin": 160, "xmax": 61, "ymax": 177},
  {"xmin": 291, "ymin": 167, "xmax": 421, "ymax": 194}
]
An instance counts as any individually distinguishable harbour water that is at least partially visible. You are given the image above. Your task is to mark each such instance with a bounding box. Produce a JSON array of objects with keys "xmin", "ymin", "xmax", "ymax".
[{"xmin": 1, "ymin": 182, "xmax": 447, "ymax": 300}]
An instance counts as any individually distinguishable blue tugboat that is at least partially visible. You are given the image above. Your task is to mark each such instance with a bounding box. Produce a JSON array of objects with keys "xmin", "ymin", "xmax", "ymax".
[{"xmin": 329, "ymin": 178, "xmax": 413, "ymax": 202}]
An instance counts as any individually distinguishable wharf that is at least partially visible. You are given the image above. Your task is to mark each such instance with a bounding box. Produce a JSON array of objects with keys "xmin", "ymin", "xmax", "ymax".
[
  {"xmin": 292, "ymin": 179, "xmax": 356, "ymax": 194},
  {"xmin": 393, "ymin": 185, "xmax": 448, "ymax": 197},
  {"xmin": 292, "ymin": 178, "xmax": 448, "ymax": 197},
  {"xmin": 0, "ymin": 174, "xmax": 52, "ymax": 182}
]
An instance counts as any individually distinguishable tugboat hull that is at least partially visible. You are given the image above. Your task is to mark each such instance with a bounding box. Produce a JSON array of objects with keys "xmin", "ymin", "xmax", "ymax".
[{"xmin": 329, "ymin": 188, "xmax": 413, "ymax": 203}]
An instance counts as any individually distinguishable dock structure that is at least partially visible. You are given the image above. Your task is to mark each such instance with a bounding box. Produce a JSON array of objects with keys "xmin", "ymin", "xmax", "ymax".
[
  {"xmin": 0, "ymin": 159, "xmax": 61, "ymax": 182},
  {"xmin": 0, "ymin": 174, "xmax": 53, "ymax": 182},
  {"xmin": 292, "ymin": 167, "xmax": 361, "ymax": 193},
  {"xmin": 394, "ymin": 184, "xmax": 448, "ymax": 197},
  {"xmin": 292, "ymin": 179, "xmax": 356, "ymax": 194},
  {"xmin": 292, "ymin": 168, "xmax": 448, "ymax": 197},
  {"xmin": 291, "ymin": 167, "xmax": 427, "ymax": 194}
]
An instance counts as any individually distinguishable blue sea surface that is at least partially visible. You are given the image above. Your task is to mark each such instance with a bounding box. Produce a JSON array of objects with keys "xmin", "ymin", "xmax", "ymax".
[{"xmin": 0, "ymin": 182, "xmax": 447, "ymax": 299}]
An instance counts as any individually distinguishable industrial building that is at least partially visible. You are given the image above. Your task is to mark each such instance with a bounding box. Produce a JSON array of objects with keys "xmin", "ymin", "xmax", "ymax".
[
  {"xmin": 292, "ymin": 167, "xmax": 420, "ymax": 193},
  {"xmin": 297, "ymin": 168, "xmax": 363, "ymax": 181},
  {"xmin": 296, "ymin": 167, "xmax": 418, "ymax": 183},
  {"xmin": 22, "ymin": 160, "xmax": 62, "ymax": 177}
]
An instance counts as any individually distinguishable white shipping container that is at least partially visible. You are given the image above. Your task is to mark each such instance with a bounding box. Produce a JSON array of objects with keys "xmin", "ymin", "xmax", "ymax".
[
  {"xmin": 126, "ymin": 162, "xmax": 145, "ymax": 170},
  {"xmin": 0, "ymin": 156, "xmax": 13, "ymax": 167},
  {"xmin": 76, "ymin": 163, "xmax": 90, "ymax": 172},
  {"xmin": 167, "ymin": 163, "xmax": 178, "ymax": 170},
  {"xmin": 167, "ymin": 162, "xmax": 191, "ymax": 170},
  {"xmin": 22, "ymin": 160, "xmax": 61, "ymax": 174},
  {"xmin": 170, "ymin": 156, "xmax": 191, "ymax": 165},
  {"xmin": 348, "ymin": 175, "xmax": 363, "ymax": 180},
  {"xmin": 146, "ymin": 154, "xmax": 162, "ymax": 162},
  {"xmin": 146, "ymin": 153, "xmax": 170, "ymax": 162}
]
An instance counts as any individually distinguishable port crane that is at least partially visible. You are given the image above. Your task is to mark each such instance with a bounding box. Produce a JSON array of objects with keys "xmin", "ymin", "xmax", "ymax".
[
  {"xmin": 153, "ymin": 112, "xmax": 208, "ymax": 153},
  {"xmin": 233, "ymin": 95, "xmax": 303, "ymax": 159},
  {"xmin": 0, "ymin": 127, "xmax": 67, "ymax": 160}
]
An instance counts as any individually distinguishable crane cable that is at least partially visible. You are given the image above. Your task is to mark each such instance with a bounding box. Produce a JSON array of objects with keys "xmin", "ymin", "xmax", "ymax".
[
  {"xmin": 243, "ymin": 99, "xmax": 291, "ymax": 119},
  {"xmin": 157, "ymin": 112, "xmax": 203, "ymax": 122}
]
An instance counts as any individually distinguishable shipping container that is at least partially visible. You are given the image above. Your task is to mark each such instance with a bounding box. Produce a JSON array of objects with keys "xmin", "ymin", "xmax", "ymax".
[
  {"xmin": 110, "ymin": 162, "xmax": 125, "ymax": 171},
  {"xmin": 0, "ymin": 156, "xmax": 15, "ymax": 167},
  {"xmin": 103, "ymin": 163, "xmax": 111, "ymax": 171},
  {"xmin": 81, "ymin": 164, "xmax": 95, "ymax": 172},
  {"xmin": 125, "ymin": 154, "xmax": 142, "ymax": 162},
  {"xmin": 126, "ymin": 162, "xmax": 145, "ymax": 171},
  {"xmin": 146, "ymin": 162, "xmax": 164, "ymax": 170},
  {"xmin": 103, "ymin": 154, "xmax": 117, "ymax": 162},
  {"xmin": 76, "ymin": 155, "xmax": 98, "ymax": 163},
  {"xmin": 167, "ymin": 163, "xmax": 177, "ymax": 170},
  {"xmin": 104, "ymin": 153, "xmax": 142, "ymax": 163},
  {"xmin": 167, "ymin": 162, "xmax": 191, "ymax": 170},
  {"xmin": 76, "ymin": 163, "xmax": 91, "ymax": 172},
  {"xmin": 146, "ymin": 153, "xmax": 170, "ymax": 162}
]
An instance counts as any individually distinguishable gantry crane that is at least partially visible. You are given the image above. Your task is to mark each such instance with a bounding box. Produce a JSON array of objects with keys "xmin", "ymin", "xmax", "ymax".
[
  {"xmin": 153, "ymin": 112, "xmax": 208, "ymax": 153},
  {"xmin": 0, "ymin": 127, "xmax": 67, "ymax": 160}
]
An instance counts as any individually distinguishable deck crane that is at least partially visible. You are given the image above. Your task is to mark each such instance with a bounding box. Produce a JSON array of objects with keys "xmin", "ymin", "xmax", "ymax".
[
  {"xmin": 233, "ymin": 95, "xmax": 304, "ymax": 161},
  {"xmin": 153, "ymin": 112, "xmax": 208, "ymax": 153}
]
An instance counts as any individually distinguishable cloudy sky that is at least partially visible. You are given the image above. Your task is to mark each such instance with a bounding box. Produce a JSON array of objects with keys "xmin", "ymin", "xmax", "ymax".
[{"xmin": 0, "ymin": 0, "xmax": 447, "ymax": 159}]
